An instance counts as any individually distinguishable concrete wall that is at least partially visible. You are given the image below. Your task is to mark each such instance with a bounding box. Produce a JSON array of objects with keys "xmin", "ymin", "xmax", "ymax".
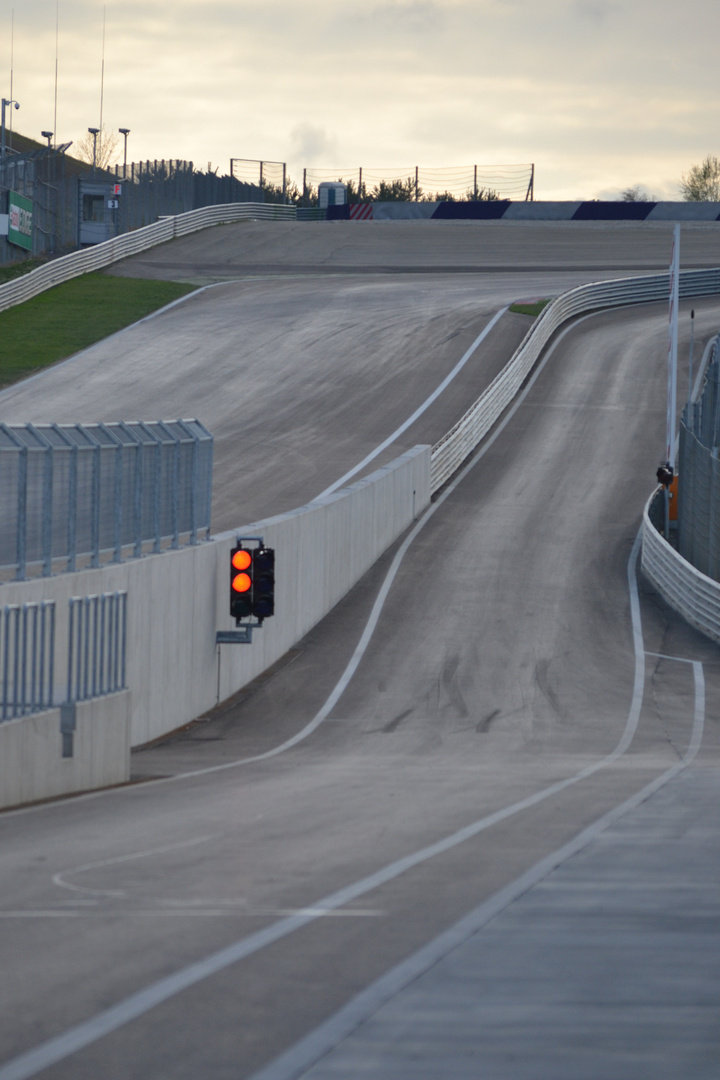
[
  {"xmin": 329, "ymin": 201, "xmax": 720, "ymax": 223},
  {"xmin": 0, "ymin": 446, "xmax": 430, "ymax": 774},
  {"xmin": 0, "ymin": 691, "xmax": 131, "ymax": 810}
]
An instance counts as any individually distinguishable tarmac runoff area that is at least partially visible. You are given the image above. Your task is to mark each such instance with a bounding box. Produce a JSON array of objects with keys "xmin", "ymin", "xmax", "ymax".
[{"xmin": 253, "ymin": 766, "xmax": 720, "ymax": 1080}]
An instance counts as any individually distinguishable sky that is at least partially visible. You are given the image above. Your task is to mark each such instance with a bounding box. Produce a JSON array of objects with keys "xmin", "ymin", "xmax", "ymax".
[{"xmin": 2, "ymin": 0, "xmax": 720, "ymax": 200}]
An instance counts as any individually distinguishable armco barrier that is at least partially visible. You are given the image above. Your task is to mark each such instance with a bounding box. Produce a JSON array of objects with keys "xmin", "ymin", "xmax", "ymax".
[
  {"xmin": 5, "ymin": 258, "xmax": 720, "ymax": 806},
  {"xmin": 642, "ymin": 489, "xmax": 720, "ymax": 643},
  {"xmin": 0, "ymin": 203, "xmax": 296, "ymax": 315},
  {"xmin": 430, "ymin": 267, "xmax": 720, "ymax": 491}
]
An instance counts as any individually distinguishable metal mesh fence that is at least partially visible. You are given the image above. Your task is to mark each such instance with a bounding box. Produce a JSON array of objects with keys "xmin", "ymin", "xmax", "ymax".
[
  {"xmin": 0, "ymin": 601, "xmax": 55, "ymax": 719},
  {"xmin": 301, "ymin": 163, "xmax": 535, "ymax": 205},
  {"xmin": 0, "ymin": 419, "xmax": 213, "ymax": 580},
  {"xmin": 0, "ymin": 149, "xmax": 78, "ymax": 262},
  {"xmin": 67, "ymin": 592, "xmax": 127, "ymax": 703},
  {"xmin": 678, "ymin": 339, "xmax": 720, "ymax": 579},
  {"xmin": 230, "ymin": 158, "xmax": 287, "ymax": 200}
]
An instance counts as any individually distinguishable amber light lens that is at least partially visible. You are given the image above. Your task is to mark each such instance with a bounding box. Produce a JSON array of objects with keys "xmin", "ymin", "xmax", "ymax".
[
  {"xmin": 232, "ymin": 572, "xmax": 252, "ymax": 593},
  {"xmin": 232, "ymin": 549, "xmax": 252, "ymax": 571}
]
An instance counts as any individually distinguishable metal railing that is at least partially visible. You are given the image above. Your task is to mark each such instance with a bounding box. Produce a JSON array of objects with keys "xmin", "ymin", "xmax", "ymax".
[
  {"xmin": 430, "ymin": 268, "xmax": 720, "ymax": 493},
  {"xmin": 0, "ymin": 601, "xmax": 55, "ymax": 719},
  {"xmin": 677, "ymin": 338, "xmax": 720, "ymax": 579},
  {"xmin": 0, "ymin": 419, "xmax": 213, "ymax": 580},
  {"xmin": 0, "ymin": 202, "xmax": 296, "ymax": 315},
  {"xmin": 67, "ymin": 592, "xmax": 127, "ymax": 702},
  {"xmin": 642, "ymin": 490, "xmax": 720, "ymax": 643}
]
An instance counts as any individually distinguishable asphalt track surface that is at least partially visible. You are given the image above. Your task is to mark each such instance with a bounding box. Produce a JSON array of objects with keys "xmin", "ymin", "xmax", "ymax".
[{"xmin": 0, "ymin": 222, "xmax": 719, "ymax": 1078}]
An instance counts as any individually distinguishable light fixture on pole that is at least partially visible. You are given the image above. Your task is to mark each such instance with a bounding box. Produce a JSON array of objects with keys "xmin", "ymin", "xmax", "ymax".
[
  {"xmin": 88, "ymin": 126, "xmax": 100, "ymax": 173},
  {"xmin": 41, "ymin": 130, "xmax": 53, "ymax": 149},
  {"xmin": 119, "ymin": 128, "xmax": 130, "ymax": 178},
  {"xmin": 1, "ymin": 98, "xmax": 20, "ymax": 159}
]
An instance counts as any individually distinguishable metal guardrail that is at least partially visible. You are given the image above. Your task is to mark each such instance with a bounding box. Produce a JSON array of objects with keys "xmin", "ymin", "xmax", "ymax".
[
  {"xmin": 0, "ymin": 202, "xmax": 296, "ymax": 315},
  {"xmin": 429, "ymin": 268, "xmax": 720, "ymax": 493},
  {"xmin": 67, "ymin": 592, "xmax": 127, "ymax": 703},
  {"xmin": 0, "ymin": 419, "xmax": 213, "ymax": 580},
  {"xmin": 432, "ymin": 263, "xmax": 720, "ymax": 646},
  {"xmin": 0, "ymin": 601, "xmax": 55, "ymax": 720},
  {"xmin": 642, "ymin": 490, "xmax": 720, "ymax": 643}
]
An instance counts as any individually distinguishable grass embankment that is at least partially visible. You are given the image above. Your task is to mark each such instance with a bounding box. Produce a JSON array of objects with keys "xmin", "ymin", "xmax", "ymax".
[
  {"xmin": 0, "ymin": 258, "xmax": 48, "ymax": 285},
  {"xmin": 509, "ymin": 299, "xmax": 551, "ymax": 317},
  {"xmin": 0, "ymin": 272, "xmax": 196, "ymax": 387}
]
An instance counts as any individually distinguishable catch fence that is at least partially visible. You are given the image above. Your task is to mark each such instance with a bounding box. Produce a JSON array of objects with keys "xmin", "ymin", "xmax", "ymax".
[
  {"xmin": 678, "ymin": 339, "xmax": 720, "ymax": 579},
  {"xmin": 0, "ymin": 419, "xmax": 213, "ymax": 581},
  {"xmin": 301, "ymin": 163, "xmax": 535, "ymax": 204}
]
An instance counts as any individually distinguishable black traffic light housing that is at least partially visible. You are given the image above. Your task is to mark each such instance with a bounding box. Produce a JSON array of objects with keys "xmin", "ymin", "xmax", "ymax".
[{"xmin": 229, "ymin": 542, "xmax": 275, "ymax": 625}]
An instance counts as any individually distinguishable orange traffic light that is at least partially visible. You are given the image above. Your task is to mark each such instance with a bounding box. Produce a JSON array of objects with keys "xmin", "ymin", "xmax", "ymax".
[{"xmin": 230, "ymin": 546, "xmax": 254, "ymax": 620}]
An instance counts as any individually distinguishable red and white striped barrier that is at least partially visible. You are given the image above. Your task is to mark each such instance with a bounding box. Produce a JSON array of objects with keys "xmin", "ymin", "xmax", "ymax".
[{"xmin": 349, "ymin": 203, "xmax": 373, "ymax": 221}]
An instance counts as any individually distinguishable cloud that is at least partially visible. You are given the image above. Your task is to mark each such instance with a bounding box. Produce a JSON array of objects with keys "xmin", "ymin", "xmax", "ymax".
[
  {"xmin": 289, "ymin": 124, "xmax": 338, "ymax": 165},
  {"xmin": 3, "ymin": 0, "xmax": 720, "ymax": 197}
]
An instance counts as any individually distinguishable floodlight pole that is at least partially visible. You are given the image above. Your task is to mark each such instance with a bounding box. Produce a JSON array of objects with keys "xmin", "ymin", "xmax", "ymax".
[
  {"xmin": 88, "ymin": 126, "xmax": 100, "ymax": 174},
  {"xmin": 119, "ymin": 128, "xmax": 130, "ymax": 179},
  {"xmin": 1, "ymin": 98, "xmax": 20, "ymax": 159}
]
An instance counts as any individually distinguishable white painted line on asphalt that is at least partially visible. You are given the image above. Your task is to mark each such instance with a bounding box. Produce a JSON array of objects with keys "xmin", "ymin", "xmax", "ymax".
[
  {"xmin": 313, "ymin": 305, "xmax": 509, "ymax": 500},
  {"xmin": 248, "ymin": 662, "xmax": 706, "ymax": 1080},
  {"xmin": 159, "ymin": 314, "xmax": 602, "ymax": 779},
  {"xmin": 0, "ymin": 505, "xmax": 664, "ymax": 1080},
  {"xmin": 0, "ymin": 308, "xmax": 701, "ymax": 1079},
  {"xmin": 52, "ymin": 834, "xmax": 221, "ymax": 897}
]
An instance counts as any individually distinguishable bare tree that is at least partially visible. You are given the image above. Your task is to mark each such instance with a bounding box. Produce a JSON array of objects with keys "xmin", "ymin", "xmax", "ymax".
[
  {"xmin": 680, "ymin": 156, "xmax": 720, "ymax": 201},
  {"xmin": 74, "ymin": 125, "xmax": 120, "ymax": 170},
  {"xmin": 620, "ymin": 185, "xmax": 651, "ymax": 202}
]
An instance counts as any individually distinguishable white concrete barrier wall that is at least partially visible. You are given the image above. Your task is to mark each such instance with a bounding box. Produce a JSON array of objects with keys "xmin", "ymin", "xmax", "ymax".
[
  {"xmin": 0, "ymin": 446, "xmax": 430, "ymax": 755},
  {"xmin": 0, "ymin": 691, "xmax": 131, "ymax": 810}
]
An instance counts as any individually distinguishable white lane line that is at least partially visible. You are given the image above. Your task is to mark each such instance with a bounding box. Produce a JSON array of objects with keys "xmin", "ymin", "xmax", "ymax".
[
  {"xmin": 0, "ymin": 308, "xmax": 633, "ymax": 821},
  {"xmin": 312, "ymin": 306, "xmax": 509, "ymax": 500},
  {"xmin": 162, "ymin": 312, "xmax": 603, "ymax": 781},
  {"xmin": 52, "ymin": 834, "xmax": 221, "ymax": 897},
  {"xmin": 0, "ymin": 522, "xmax": 654, "ymax": 1080},
  {"xmin": 249, "ymin": 665, "xmax": 706, "ymax": 1080}
]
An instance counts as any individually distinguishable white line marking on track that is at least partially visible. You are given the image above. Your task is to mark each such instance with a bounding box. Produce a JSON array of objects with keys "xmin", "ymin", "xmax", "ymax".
[
  {"xmin": 52, "ymin": 834, "xmax": 221, "ymax": 897},
  {"xmin": 0, "ymin": 311, "xmax": 705, "ymax": 1080},
  {"xmin": 313, "ymin": 306, "xmax": 509, "ymax": 500},
  {"xmin": 0, "ymin": 527, "xmax": 690, "ymax": 1080}
]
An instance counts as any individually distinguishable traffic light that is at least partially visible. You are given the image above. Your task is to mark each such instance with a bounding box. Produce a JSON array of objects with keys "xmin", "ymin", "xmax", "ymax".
[
  {"xmin": 229, "ymin": 544, "xmax": 275, "ymax": 624},
  {"xmin": 230, "ymin": 546, "xmax": 253, "ymax": 621}
]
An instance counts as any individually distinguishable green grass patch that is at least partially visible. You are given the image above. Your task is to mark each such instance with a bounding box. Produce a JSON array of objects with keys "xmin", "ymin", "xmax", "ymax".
[
  {"xmin": 0, "ymin": 257, "xmax": 48, "ymax": 285},
  {"xmin": 509, "ymin": 298, "xmax": 552, "ymax": 317},
  {"xmin": 0, "ymin": 273, "xmax": 196, "ymax": 387}
]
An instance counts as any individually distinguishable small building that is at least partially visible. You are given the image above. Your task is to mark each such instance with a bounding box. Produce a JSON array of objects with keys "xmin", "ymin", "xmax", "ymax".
[{"xmin": 318, "ymin": 182, "xmax": 346, "ymax": 209}]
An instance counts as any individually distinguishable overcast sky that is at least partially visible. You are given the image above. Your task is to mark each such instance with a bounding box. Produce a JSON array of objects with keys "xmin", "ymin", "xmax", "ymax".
[{"xmin": 2, "ymin": 0, "xmax": 719, "ymax": 199}]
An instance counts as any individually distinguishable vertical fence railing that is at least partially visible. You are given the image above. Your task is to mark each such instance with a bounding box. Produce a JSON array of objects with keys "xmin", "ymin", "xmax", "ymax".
[
  {"xmin": 0, "ymin": 601, "xmax": 55, "ymax": 720},
  {"xmin": 0, "ymin": 419, "xmax": 213, "ymax": 580},
  {"xmin": 66, "ymin": 592, "xmax": 127, "ymax": 703},
  {"xmin": 678, "ymin": 337, "xmax": 720, "ymax": 580}
]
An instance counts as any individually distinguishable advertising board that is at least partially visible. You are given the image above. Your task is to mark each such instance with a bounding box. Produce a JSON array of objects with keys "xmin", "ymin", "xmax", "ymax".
[{"xmin": 8, "ymin": 191, "xmax": 33, "ymax": 251}]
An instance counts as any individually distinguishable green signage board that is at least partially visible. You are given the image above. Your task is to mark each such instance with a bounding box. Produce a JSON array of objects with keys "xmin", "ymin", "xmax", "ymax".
[{"xmin": 8, "ymin": 191, "xmax": 33, "ymax": 251}]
